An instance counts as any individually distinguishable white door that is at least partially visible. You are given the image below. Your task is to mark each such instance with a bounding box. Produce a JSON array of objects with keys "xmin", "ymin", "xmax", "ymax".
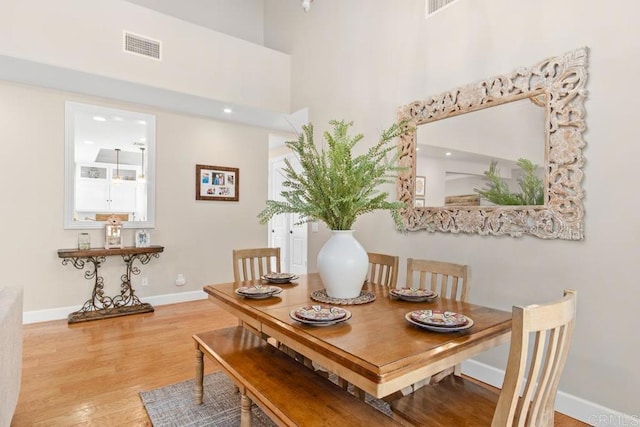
[{"xmin": 268, "ymin": 155, "xmax": 307, "ymax": 274}]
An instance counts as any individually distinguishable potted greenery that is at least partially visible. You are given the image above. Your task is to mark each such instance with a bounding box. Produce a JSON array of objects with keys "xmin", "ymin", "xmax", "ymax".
[{"xmin": 258, "ymin": 119, "xmax": 407, "ymax": 298}]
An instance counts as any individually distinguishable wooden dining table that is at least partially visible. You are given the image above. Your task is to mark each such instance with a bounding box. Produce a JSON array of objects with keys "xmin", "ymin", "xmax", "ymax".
[{"xmin": 203, "ymin": 273, "xmax": 512, "ymax": 399}]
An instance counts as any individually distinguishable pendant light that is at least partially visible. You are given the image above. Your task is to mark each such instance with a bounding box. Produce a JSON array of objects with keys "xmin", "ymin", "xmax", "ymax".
[
  {"xmin": 138, "ymin": 147, "xmax": 146, "ymax": 183},
  {"xmin": 113, "ymin": 148, "xmax": 122, "ymax": 183}
]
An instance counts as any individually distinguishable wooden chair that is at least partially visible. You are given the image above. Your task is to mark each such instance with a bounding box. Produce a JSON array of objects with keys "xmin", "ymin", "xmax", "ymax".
[
  {"xmin": 406, "ymin": 258, "xmax": 469, "ymax": 302},
  {"xmin": 232, "ymin": 247, "xmax": 281, "ymax": 282},
  {"xmin": 405, "ymin": 258, "xmax": 469, "ymax": 385},
  {"xmin": 365, "ymin": 252, "xmax": 399, "ymax": 289},
  {"xmin": 391, "ymin": 290, "xmax": 577, "ymax": 427},
  {"xmin": 339, "ymin": 252, "xmax": 399, "ymax": 396}
]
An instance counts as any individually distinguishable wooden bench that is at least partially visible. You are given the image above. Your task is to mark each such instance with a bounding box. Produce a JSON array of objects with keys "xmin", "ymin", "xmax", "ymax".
[{"xmin": 193, "ymin": 326, "xmax": 401, "ymax": 427}]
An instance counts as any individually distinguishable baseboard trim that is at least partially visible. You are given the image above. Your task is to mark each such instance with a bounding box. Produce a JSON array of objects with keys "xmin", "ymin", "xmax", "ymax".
[
  {"xmin": 461, "ymin": 359, "xmax": 636, "ymax": 426},
  {"xmin": 23, "ymin": 290, "xmax": 207, "ymax": 324}
]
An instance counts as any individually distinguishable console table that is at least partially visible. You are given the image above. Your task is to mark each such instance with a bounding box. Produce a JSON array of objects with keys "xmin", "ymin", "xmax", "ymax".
[{"xmin": 57, "ymin": 245, "xmax": 164, "ymax": 323}]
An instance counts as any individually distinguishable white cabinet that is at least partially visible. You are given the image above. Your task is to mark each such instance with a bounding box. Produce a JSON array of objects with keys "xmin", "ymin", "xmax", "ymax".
[{"xmin": 75, "ymin": 164, "xmax": 140, "ymax": 214}]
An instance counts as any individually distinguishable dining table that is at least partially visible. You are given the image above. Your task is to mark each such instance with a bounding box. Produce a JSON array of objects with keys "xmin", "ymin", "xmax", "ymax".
[{"xmin": 203, "ymin": 273, "xmax": 512, "ymax": 399}]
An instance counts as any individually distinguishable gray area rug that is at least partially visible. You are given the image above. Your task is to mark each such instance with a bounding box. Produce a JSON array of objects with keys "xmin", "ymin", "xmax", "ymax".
[{"xmin": 140, "ymin": 371, "xmax": 392, "ymax": 426}]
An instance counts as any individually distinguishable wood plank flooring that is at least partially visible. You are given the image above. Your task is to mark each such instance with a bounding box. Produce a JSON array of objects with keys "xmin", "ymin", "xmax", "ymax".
[{"xmin": 12, "ymin": 299, "xmax": 587, "ymax": 426}]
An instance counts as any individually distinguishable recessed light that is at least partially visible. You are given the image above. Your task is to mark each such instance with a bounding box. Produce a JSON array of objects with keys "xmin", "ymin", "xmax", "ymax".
[
  {"xmin": 223, "ymin": 108, "xmax": 232, "ymax": 114},
  {"xmin": 445, "ymin": 152, "xmax": 452, "ymax": 156},
  {"xmin": 113, "ymin": 116, "xmax": 123, "ymax": 121},
  {"xmin": 93, "ymin": 116, "xmax": 106, "ymax": 122},
  {"xmin": 137, "ymin": 120, "xmax": 147, "ymax": 125},
  {"xmin": 83, "ymin": 140, "xmax": 94, "ymax": 145}
]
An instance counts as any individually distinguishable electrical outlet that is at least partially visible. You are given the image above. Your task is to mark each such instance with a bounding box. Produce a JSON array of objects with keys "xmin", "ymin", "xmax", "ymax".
[
  {"xmin": 175, "ymin": 274, "xmax": 186, "ymax": 286},
  {"xmin": 141, "ymin": 277, "xmax": 149, "ymax": 286}
]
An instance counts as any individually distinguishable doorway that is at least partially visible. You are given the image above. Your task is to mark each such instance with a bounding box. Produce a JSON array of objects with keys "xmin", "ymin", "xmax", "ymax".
[{"xmin": 268, "ymin": 154, "xmax": 308, "ymax": 275}]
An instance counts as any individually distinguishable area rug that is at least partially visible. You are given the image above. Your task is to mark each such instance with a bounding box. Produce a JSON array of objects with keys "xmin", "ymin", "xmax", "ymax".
[{"xmin": 140, "ymin": 371, "xmax": 392, "ymax": 426}]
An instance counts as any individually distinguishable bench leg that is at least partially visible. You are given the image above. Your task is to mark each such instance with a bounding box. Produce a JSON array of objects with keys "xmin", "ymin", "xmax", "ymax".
[
  {"xmin": 195, "ymin": 347, "xmax": 204, "ymax": 404},
  {"xmin": 240, "ymin": 393, "xmax": 252, "ymax": 427}
]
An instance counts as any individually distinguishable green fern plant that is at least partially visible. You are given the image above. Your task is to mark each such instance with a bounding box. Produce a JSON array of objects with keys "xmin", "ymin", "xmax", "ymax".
[
  {"xmin": 474, "ymin": 158, "xmax": 544, "ymax": 206},
  {"xmin": 258, "ymin": 120, "xmax": 408, "ymax": 230}
]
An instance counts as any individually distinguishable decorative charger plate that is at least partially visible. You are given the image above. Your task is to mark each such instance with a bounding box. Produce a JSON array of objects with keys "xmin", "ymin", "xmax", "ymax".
[
  {"xmin": 390, "ymin": 288, "xmax": 438, "ymax": 302},
  {"xmin": 409, "ymin": 309, "xmax": 469, "ymax": 327},
  {"xmin": 310, "ymin": 289, "xmax": 376, "ymax": 305},
  {"xmin": 294, "ymin": 305, "xmax": 348, "ymax": 322},
  {"xmin": 405, "ymin": 312, "xmax": 474, "ymax": 332},
  {"xmin": 261, "ymin": 272, "xmax": 299, "ymax": 284},
  {"xmin": 289, "ymin": 307, "xmax": 352, "ymax": 326},
  {"xmin": 234, "ymin": 285, "xmax": 282, "ymax": 299}
]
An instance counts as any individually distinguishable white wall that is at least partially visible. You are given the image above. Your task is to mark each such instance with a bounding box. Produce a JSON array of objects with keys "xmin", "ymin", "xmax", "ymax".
[
  {"xmin": 0, "ymin": 80, "xmax": 270, "ymax": 312},
  {"xmin": 0, "ymin": 0, "xmax": 289, "ymax": 113},
  {"xmin": 124, "ymin": 0, "xmax": 265, "ymax": 45},
  {"xmin": 265, "ymin": 0, "xmax": 640, "ymax": 417}
]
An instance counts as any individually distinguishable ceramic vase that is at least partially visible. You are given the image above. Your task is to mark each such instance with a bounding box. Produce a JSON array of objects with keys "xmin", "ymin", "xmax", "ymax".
[{"xmin": 317, "ymin": 230, "xmax": 368, "ymax": 299}]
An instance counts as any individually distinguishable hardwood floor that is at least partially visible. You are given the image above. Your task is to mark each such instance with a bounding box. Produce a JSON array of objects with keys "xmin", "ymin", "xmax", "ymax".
[
  {"xmin": 12, "ymin": 299, "xmax": 237, "ymax": 426},
  {"xmin": 12, "ymin": 299, "xmax": 587, "ymax": 426}
]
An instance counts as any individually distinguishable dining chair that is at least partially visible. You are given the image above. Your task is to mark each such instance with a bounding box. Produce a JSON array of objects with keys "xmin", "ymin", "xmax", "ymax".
[
  {"xmin": 390, "ymin": 290, "xmax": 577, "ymax": 427},
  {"xmin": 231, "ymin": 247, "xmax": 282, "ymax": 351},
  {"xmin": 405, "ymin": 258, "xmax": 469, "ymax": 385},
  {"xmin": 365, "ymin": 252, "xmax": 399, "ymax": 289},
  {"xmin": 337, "ymin": 252, "xmax": 400, "ymax": 397},
  {"xmin": 232, "ymin": 247, "xmax": 281, "ymax": 282},
  {"xmin": 406, "ymin": 258, "xmax": 469, "ymax": 302}
]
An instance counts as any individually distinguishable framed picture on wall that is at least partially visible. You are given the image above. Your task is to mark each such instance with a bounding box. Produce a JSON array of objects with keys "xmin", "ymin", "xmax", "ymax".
[
  {"xmin": 414, "ymin": 198, "xmax": 425, "ymax": 208},
  {"xmin": 196, "ymin": 164, "xmax": 239, "ymax": 201},
  {"xmin": 415, "ymin": 176, "xmax": 426, "ymax": 197}
]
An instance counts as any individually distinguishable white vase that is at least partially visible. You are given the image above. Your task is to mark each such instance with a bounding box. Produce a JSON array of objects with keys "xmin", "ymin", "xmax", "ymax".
[{"xmin": 317, "ymin": 230, "xmax": 368, "ymax": 299}]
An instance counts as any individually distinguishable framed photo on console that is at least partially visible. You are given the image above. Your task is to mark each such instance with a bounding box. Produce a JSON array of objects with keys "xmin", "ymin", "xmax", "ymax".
[
  {"xmin": 196, "ymin": 164, "xmax": 239, "ymax": 202},
  {"xmin": 135, "ymin": 230, "xmax": 150, "ymax": 248}
]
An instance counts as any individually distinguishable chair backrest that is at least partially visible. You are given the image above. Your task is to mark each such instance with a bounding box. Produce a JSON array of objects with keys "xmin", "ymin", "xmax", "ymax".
[
  {"xmin": 232, "ymin": 248, "xmax": 281, "ymax": 282},
  {"xmin": 406, "ymin": 258, "xmax": 469, "ymax": 302},
  {"xmin": 365, "ymin": 252, "xmax": 399, "ymax": 289},
  {"xmin": 493, "ymin": 290, "xmax": 577, "ymax": 427}
]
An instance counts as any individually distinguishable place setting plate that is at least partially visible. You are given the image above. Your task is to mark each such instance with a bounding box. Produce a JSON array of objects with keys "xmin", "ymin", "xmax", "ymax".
[
  {"xmin": 261, "ymin": 272, "xmax": 299, "ymax": 284},
  {"xmin": 289, "ymin": 305, "xmax": 352, "ymax": 326},
  {"xmin": 405, "ymin": 309, "xmax": 474, "ymax": 332},
  {"xmin": 234, "ymin": 285, "xmax": 283, "ymax": 299},
  {"xmin": 390, "ymin": 288, "xmax": 438, "ymax": 302}
]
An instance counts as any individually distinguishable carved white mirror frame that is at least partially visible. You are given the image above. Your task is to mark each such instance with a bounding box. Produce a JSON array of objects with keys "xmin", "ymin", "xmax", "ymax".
[{"xmin": 396, "ymin": 47, "xmax": 588, "ymax": 240}]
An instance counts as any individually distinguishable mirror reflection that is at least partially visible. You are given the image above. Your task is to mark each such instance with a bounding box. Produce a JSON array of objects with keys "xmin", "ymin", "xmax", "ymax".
[
  {"xmin": 416, "ymin": 98, "xmax": 545, "ymax": 207},
  {"xmin": 64, "ymin": 102, "xmax": 156, "ymax": 229}
]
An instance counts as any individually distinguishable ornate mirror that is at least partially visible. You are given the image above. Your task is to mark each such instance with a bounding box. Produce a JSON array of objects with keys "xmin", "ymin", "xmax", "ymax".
[{"xmin": 396, "ymin": 48, "xmax": 588, "ymax": 240}]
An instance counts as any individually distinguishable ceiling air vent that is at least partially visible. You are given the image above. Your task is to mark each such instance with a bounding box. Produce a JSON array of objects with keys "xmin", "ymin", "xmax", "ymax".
[
  {"xmin": 124, "ymin": 31, "xmax": 161, "ymax": 60},
  {"xmin": 427, "ymin": 0, "xmax": 457, "ymax": 16}
]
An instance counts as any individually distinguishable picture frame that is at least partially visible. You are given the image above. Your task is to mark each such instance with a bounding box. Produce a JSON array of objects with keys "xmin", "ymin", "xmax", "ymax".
[
  {"xmin": 415, "ymin": 176, "xmax": 426, "ymax": 197},
  {"xmin": 414, "ymin": 198, "xmax": 425, "ymax": 208},
  {"xmin": 196, "ymin": 164, "xmax": 239, "ymax": 201},
  {"xmin": 135, "ymin": 229, "xmax": 150, "ymax": 248},
  {"xmin": 104, "ymin": 215, "xmax": 124, "ymax": 249}
]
